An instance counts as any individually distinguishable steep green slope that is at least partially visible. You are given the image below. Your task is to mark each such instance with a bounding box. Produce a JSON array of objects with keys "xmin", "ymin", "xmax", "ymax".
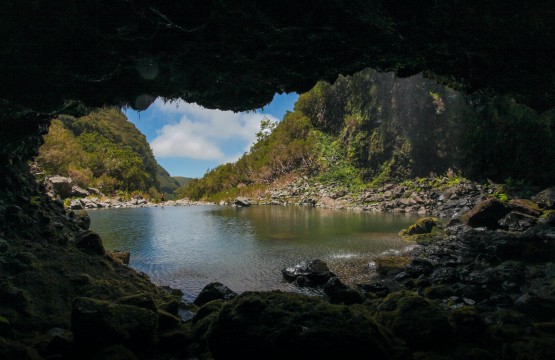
[
  {"xmin": 178, "ymin": 69, "xmax": 555, "ymax": 200},
  {"xmin": 156, "ymin": 165, "xmax": 193, "ymax": 195},
  {"xmin": 36, "ymin": 108, "xmax": 176, "ymax": 195}
]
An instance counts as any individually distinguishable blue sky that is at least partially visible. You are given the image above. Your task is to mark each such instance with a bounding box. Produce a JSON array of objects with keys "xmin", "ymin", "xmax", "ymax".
[{"xmin": 124, "ymin": 93, "xmax": 299, "ymax": 178}]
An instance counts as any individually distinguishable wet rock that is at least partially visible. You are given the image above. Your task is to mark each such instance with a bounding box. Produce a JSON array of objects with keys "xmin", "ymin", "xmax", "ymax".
[
  {"xmin": 461, "ymin": 198, "xmax": 510, "ymax": 229},
  {"xmin": 532, "ymin": 187, "xmax": 555, "ymax": 209},
  {"xmin": 282, "ymin": 259, "xmax": 336, "ymax": 285},
  {"xmin": 498, "ymin": 211, "xmax": 537, "ymax": 231},
  {"xmin": 46, "ymin": 176, "xmax": 73, "ymax": 198},
  {"xmin": 399, "ymin": 217, "xmax": 445, "ymax": 244},
  {"xmin": 400, "ymin": 217, "xmax": 442, "ymax": 236},
  {"xmin": 109, "ymin": 250, "xmax": 130, "ymax": 265},
  {"xmin": 71, "ymin": 297, "xmax": 158, "ymax": 349},
  {"xmin": 322, "ymin": 277, "xmax": 364, "ymax": 305},
  {"xmin": 194, "ymin": 282, "xmax": 238, "ymax": 306},
  {"xmin": 205, "ymin": 292, "xmax": 405, "ymax": 359},
  {"xmin": 234, "ymin": 197, "xmax": 251, "ymax": 207},
  {"xmin": 294, "ymin": 276, "xmax": 316, "ymax": 287},
  {"xmin": 430, "ymin": 267, "xmax": 460, "ymax": 285},
  {"xmin": 374, "ymin": 255, "xmax": 410, "ymax": 275},
  {"xmin": 405, "ymin": 258, "xmax": 434, "ymax": 278},
  {"xmin": 357, "ymin": 282, "xmax": 390, "ymax": 298},
  {"xmin": 75, "ymin": 230, "xmax": 105, "ymax": 255}
]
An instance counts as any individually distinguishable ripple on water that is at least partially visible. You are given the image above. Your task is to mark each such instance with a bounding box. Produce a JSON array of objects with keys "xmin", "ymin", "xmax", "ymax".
[{"xmin": 89, "ymin": 206, "xmax": 418, "ymax": 300}]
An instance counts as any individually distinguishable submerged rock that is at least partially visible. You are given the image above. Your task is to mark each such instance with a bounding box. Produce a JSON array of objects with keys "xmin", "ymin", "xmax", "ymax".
[
  {"xmin": 281, "ymin": 259, "xmax": 336, "ymax": 285},
  {"xmin": 194, "ymin": 282, "xmax": 238, "ymax": 306}
]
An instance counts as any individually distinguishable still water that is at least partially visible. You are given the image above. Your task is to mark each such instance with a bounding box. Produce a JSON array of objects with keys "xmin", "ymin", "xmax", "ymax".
[{"xmin": 88, "ymin": 206, "xmax": 418, "ymax": 301}]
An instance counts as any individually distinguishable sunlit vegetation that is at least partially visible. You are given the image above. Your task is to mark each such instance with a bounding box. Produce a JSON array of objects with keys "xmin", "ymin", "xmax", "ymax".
[
  {"xmin": 36, "ymin": 108, "xmax": 180, "ymax": 195},
  {"xmin": 178, "ymin": 69, "xmax": 555, "ymax": 201}
]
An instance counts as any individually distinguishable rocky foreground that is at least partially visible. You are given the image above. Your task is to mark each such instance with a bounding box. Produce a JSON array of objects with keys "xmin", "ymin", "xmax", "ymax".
[{"xmin": 2, "ymin": 166, "xmax": 555, "ymax": 359}]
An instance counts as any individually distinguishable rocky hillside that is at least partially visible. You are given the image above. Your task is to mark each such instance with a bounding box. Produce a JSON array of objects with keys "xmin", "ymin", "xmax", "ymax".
[
  {"xmin": 178, "ymin": 69, "xmax": 555, "ymax": 202},
  {"xmin": 35, "ymin": 108, "xmax": 178, "ymax": 195}
]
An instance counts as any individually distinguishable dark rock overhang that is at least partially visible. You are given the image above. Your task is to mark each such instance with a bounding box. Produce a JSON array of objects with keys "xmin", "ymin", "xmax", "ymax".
[{"xmin": 1, "ymin": 0, "xmax": 553, "ymax": 115}]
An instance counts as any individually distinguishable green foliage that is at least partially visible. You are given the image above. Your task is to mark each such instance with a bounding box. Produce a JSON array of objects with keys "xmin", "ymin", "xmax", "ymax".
[
  {"xmin": 37, "ymin": 108, "xmax": 171, "ymax": 194},
  {"xmin": 312, "ymin": 131, "xmax": 364, "ymax": 190},
  {"xmin": 460, "ymin": 97, "xmax": 555, "ymax": 185},
  {"xmin": 177, "ymin": 111, "xmax": 315, "ymax": 200},
  {"xmin": 493, "ymin": 192, "xmax": 509, "ymax": 202},
  {"xmin": 180, "ymin": 68, "xmax": 554, "ymax": 200}
]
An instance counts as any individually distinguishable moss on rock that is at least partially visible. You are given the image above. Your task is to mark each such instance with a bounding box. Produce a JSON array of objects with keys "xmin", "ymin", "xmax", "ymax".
[
  {"xmin": 204, "ymin": 291, "xmax": 406, "ymax": 359},
  {"xmin": 374, "ymin": 291, "xmax": 453, "ymax": 351},
  {"xmin": 399, "ymin": 217, "xmax": 445, "ymax": 244},
  {"xmin": 375, "ymin": 255, "xmax": 411, "ymax": 275}
]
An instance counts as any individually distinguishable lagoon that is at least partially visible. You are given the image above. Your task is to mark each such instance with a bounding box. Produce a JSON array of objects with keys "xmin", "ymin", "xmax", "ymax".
[{"xmin": 88, "ymin": 206, "xmax": 418, "ymax": 302}]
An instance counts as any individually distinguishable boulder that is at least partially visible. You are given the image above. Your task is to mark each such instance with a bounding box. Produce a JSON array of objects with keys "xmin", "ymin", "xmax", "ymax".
[
  {"xmin": 374, "ymin": 255, "xmax": 410, "ymax": 275},
  {"xmin": 71, "ymin": 185, "xmax": 90, "ymax": 197},
  {"xmin": 204, "ymin": 292, "xmax": 405, "ymax": 359},
  {"xmin": 117, "ymin": 293, "xmax": 157, "ymax": 312},
  {"xmin": 46, "ymin": 176, "xmax": 73, "ymax": 198},
  {"xmin": 282, "ymin": 259, "xmax": 335, "ymax": 285},
  {"xmin": 87, "ymin": 187, "xmax": 101, "ymax": 195},
  {"xmin": 234, "ymin": 197, "xmax": 251, "ymax": 207},
  {"xmin": 399, "ymin": 217, "xmax": 443, "ymax": 236},
  {"xmin": 75, "ymin": 230, "xmax": 105, "ymax": 255},
  {"xmin": 508, "ymin": 199, "xmax": 542, "ymax": 217},
  {"xmin": 70, "ymin": 199, "xmax": 84, "ymax": 210},
  {"xmin": 71, "ymin": 297, "xmax": 157, "ymax": 349},
  {"xmin": 73, "ymin": 210, "xmax": 91, "ymax": 230},
  {"xmin": 375, "ymin": 291, "xmax": 452, "ymax": 350},
  {"xmin": 322, "ymin": 277, "xmax": 364, "ymax": 305},
  {"xmin": 460, "ymin": 198, "xmax": 510, "ymax": 229},
  {"xmin": 194, "ymin": 282, "xmax": 238, "ymax": 306},
  {"xmin": 498, "ymin": 211, "xmax": 537, "ymax": 232},
  {"xmin": 538, "ymin": 210, "xmax": 555, "ymax": 226},
  {"xmin": 109, "ymin": 250, "xmax": 130, "ymax": 265},
  {"xmin": 532, "ymin": 187, "xmax": 555, "ymax": 209}
]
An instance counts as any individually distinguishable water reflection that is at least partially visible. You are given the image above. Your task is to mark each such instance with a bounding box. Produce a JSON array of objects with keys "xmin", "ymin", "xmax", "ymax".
[{"xmin": 89, "ymin": 206, "xmax": 417, "ymax": 301}]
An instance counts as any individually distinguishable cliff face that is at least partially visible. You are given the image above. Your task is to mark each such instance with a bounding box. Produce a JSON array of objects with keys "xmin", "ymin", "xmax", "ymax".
[{"xmin": 298, "ymin": 69, "xmax": 555, "ymax": 185}]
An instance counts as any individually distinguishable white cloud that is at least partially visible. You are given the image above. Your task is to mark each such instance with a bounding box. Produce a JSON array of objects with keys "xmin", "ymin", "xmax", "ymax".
[{"xmin": 150, "ymin": 99, "xmax": 279, "ymax": 161}]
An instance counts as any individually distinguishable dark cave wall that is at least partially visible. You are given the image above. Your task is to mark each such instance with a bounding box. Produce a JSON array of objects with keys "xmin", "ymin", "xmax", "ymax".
[{"xmin": 1, "ymin": 0, "xmax": 553, "ymax": 115}]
